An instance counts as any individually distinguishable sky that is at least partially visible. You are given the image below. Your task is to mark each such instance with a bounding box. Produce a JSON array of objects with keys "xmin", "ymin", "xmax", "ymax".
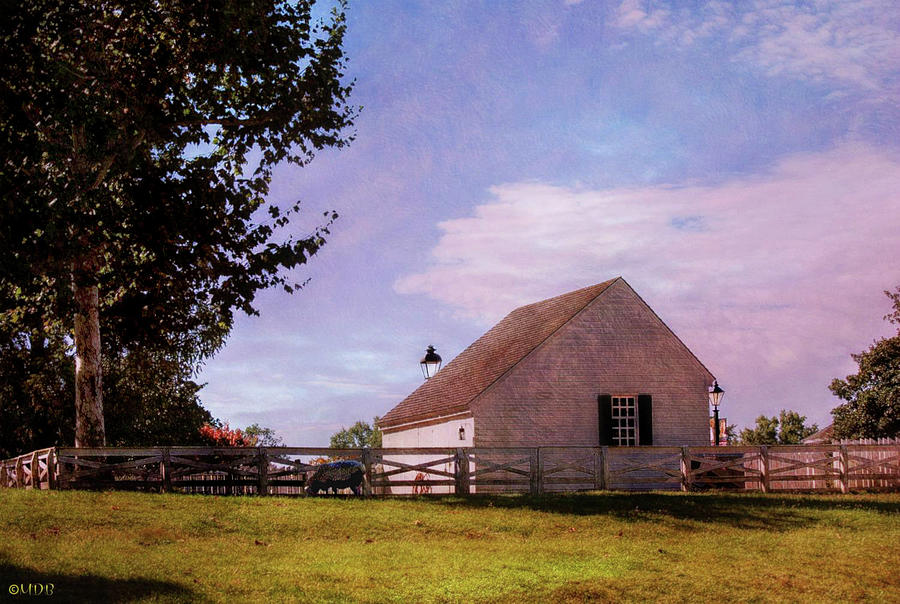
[{"xmin": 197, "ymin": 0, "xmax": 900, "ymax": 445}]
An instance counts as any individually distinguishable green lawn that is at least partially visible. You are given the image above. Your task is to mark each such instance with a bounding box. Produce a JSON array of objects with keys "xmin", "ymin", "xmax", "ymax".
[{"xmin": 0, "ymin": 489, "xmax": 898, "ymax": 603}]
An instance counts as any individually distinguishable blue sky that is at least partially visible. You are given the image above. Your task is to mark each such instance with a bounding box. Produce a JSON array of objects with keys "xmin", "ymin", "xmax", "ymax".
[{"xmin": 197, "ymin": 0, "xmax": 900, "ymax": 444}]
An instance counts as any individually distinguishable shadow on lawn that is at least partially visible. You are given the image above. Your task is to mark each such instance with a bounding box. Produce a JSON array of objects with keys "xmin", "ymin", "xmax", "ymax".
[
  {"xmin": 0, "ymin": 557, "xmax": 205, "ymax": 604},
  {"xmin": 430, "ymin": 492, "xmax": 900, "ymax": 531}
]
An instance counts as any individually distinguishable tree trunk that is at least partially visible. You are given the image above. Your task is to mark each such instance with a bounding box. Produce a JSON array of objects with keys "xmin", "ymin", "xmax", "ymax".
[{"xmin": 74, "ymin": 260, "xmax": 105, "ymax": 447}]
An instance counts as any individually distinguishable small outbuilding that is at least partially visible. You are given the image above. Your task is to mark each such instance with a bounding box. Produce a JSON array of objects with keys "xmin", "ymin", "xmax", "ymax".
[
  {"xmin": 379, "ymin": 277, "xmax": 716, "ymax": 450},
  {"xmin": 802, "ymin": 424, "xmax": 835, "ymax": 445}
]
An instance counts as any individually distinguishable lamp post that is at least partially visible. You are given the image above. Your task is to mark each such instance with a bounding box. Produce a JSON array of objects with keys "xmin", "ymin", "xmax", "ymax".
[
  {"xmin": 420, "ymin": 345, "xmax": 442, "ymax": 380},
  {"xmin": 709, "ymin": 381, "xmax": 725, "ymax": 446}
]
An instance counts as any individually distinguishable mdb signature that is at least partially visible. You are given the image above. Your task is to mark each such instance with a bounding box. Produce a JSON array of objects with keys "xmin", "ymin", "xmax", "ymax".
[{"xmin": 8, "ymin": 583, "xmax": 54, "ymax": 596}]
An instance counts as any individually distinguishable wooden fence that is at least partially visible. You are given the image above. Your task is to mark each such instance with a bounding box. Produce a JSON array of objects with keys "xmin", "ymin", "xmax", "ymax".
[
  {"xmin": 0, "ymin": 448, "xmax": 57, "ymax": 491},
  {"xmin": 2, "ymin": 444, "xmax": 898, "ymax": 495}
]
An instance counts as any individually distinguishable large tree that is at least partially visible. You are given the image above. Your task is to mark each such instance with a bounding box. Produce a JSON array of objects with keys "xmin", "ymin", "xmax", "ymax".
[
  {"xmin": 0, "ymin": 1, "xmax": 355, "ymax": 446},
  {"xmin": 829, "ymin": 286, "xmax": 900, "ymax": 440}
]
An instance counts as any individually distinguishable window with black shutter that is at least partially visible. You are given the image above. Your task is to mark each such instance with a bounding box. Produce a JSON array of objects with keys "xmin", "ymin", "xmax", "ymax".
[
  {"xmin": 598, "ymin": 394, "xmax": 612, "ymax": 446},
  {"xmin": 637, "ymin": 394, "xmax": 653, "ymax": 445},
  {"xmin": 599, "ymin": 393, "xmax": 653, "ymax": 446}
]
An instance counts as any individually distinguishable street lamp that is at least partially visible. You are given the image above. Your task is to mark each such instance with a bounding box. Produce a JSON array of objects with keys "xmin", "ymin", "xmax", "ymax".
[
  {"xmin": 709, "ymin": 381, "xmax": 725, "ymax": 446},
  {"xmin": 420, "ymin": 345, "xmax": 442, "ymax": 380}
]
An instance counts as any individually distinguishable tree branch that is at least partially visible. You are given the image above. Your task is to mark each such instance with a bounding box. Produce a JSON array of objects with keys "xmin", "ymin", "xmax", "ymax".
[
  {"xmin": 90, "ymin": 132, "xmax": 146, "ymax": 190},
  {"xmin": 172, "ymin": 112, "xmax": 280, "ymax": 129}
]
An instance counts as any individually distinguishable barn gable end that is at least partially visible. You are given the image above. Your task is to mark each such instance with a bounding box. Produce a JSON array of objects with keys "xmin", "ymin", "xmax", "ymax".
[
  {"xmin": 469, "ymin": 278, "xmax": 713, "ymax": 447},
  {"xmin": 380, "ymin": 277, "xmax": 714, "ymax": 449}
]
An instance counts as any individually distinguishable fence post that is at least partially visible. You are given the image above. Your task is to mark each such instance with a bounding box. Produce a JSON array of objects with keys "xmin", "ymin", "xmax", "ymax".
[
  {"xmin": 529, "ymin": 449, "xmax": 540, "ymax": 495},
  {"xmin": 759, "ymin": 446, "xmax": 769, "ymax": 493},
  {"xmin": 257, "ymin": 447, "xmax": 269, "ymax": 496},
  {"xmin": 593, "ymin": 448, "xmax": 602, "ymax": 491},
  {"xmin": 160, "ymin": 448, "xmax": 172, "ymax": 494},
  {"xmin": 454, "ymin": 448, "xmax": 470, "ymax": 495},
  {"xmin": 601, "ymin": 446, "xmax": 610, "ymax": 491},
  {"xmin": 29, "ymin": 451, "xmax": 38, "ymax": 489},
  {"xmin": 461, "ymin": 448, "xmax": 470, "ymax": 494},
  {"xmin": 225, "ymin": 465, "xmax": 234, "ymax": 496},
  {"xmin": 839, "ymin": 445, "xmax": 849, "ymax": 494},
  {"xmin": 46, "ymin": 449, "xmax": 56, "ymax": 491},
  {"xmin": 56, "ymin": 449, "xmax": 67, "ymax": 490},
  {"xmin": 681, "ymin": 447, "xmax": 691, "ymax": 492},
  {"xmin": 538, "ymin": 448, "xmax": 545, "ymax": 494},
  {"xmin": 15, "ymin": 455, "xmax": 24, "ymax": 488},
  {"xmin": 361, "ymin": 448, "xmax": 373, "ymax": 497}
]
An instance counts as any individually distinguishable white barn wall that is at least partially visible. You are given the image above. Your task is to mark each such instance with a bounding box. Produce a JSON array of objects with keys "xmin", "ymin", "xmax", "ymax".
[{"xmin": 382, "ymin": 415, "xmax": 474, "ymax": 494}]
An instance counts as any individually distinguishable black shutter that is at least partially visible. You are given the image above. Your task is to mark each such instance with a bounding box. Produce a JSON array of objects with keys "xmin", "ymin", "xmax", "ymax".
[
  {"xmin": 598, "ymin": 394, "xmax": 613, "ymax": 446},
  {"xmin": 638, "ymin": 394, "xmax": 653, "ymax": 445}
]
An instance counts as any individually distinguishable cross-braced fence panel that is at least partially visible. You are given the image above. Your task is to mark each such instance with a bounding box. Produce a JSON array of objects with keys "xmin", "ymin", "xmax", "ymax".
[
  {"xmin": 470, "ymin": 448, "xmax": 533, "ymax": 493},
  {"xmin": 373, "ymin": 448, "xmax": 461, "ymax": 494},
  {"xmin": 608, "ymin": 447, "xmax": 682, "ymax": 490},
  {"xmin": 686, "ymin": 447, "xmax": 764, "ymax": 491},
  {"xmin": 845, "ymin": 445, "xmax": 900, "ymax": 490}
]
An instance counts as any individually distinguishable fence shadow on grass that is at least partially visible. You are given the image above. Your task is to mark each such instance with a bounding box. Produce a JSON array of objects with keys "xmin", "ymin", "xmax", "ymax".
[
  {"xmin": 0, "ymin": 557, "xmax": 204, "ymax": 604},
  {"xmin": 430, "ymin": 492, "xmax": 900, "ymax": 532}
]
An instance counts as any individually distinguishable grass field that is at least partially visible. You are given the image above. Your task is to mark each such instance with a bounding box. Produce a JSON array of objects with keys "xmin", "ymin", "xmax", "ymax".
[{"xmin": 0, "ymin": 489, "xmax": 898, "ymax": 603}]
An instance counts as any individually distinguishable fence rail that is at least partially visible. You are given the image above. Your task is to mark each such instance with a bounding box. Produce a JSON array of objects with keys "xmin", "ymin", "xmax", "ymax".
[{"xmin": 2, "ymin": 444, "xmax": 898, "ymax": 495}]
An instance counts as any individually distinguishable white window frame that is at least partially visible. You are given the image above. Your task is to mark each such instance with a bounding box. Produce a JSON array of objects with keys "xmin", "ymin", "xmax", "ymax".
[{"xmin": 611, "ymin": 395, "xmax": 639, "ymax": 447}]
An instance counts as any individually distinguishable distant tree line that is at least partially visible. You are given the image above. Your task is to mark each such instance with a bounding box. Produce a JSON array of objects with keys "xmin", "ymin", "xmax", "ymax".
[
  {"xmin": 733, "ymin": 284, "xmax": 900, "ymax": 445},
  {"xmin": 736, "ymin": 410, "xmax": 817, "ymax": 446},
  {"xmin": 198, "ymin": 422, "xmax": 283, "ymax": 448},
  {"xmin": 330, "ymin": 418, "xmax": 382, "ymax": 449}
]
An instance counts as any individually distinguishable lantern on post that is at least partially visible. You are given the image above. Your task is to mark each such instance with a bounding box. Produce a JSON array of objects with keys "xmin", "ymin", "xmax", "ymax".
[
  {"xmin": 420, "ymin": 345, "xmax": 442, "ymax": 380},
  {"xmin": 709, "ymin": 381, "xmax": 725, "ymax": 446}
]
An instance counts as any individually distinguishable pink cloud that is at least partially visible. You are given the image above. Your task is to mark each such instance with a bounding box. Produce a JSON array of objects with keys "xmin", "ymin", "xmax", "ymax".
[{"xmin": 395, "ymin": 144, "xmax": 900, "ymax": 427}]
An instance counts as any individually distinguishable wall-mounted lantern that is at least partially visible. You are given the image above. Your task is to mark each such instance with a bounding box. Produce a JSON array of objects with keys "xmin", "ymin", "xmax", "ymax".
[
  {"xmin": 420, "ymin": 345, "xmax": 442, "ymax": 380},
  {"xmin": 458, "ymin": 425, "xmax": 466, "ymax": 441}
]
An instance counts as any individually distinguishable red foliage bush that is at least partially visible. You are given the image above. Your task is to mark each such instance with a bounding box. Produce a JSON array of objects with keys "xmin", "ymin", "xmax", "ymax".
[{"xmin": 198, "ymin": 423, "xmax": 252, "ymax": 447}]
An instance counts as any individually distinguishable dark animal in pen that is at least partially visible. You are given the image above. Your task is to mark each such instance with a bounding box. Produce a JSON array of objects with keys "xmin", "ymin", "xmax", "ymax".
[{"xmin": 305, "ymin": 460, "xmax": 365, "ymax": 495}]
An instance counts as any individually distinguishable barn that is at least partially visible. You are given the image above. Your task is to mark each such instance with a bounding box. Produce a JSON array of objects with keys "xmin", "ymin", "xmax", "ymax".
[{"xmin": 379, "ymin": 277, "xmax": 716, "ymax": 452}]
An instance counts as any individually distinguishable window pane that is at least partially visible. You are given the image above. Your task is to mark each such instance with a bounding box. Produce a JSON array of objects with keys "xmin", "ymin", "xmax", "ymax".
[{"xmin": 610, "ymin": 394, "xmax": 638, "ymax": 447}]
